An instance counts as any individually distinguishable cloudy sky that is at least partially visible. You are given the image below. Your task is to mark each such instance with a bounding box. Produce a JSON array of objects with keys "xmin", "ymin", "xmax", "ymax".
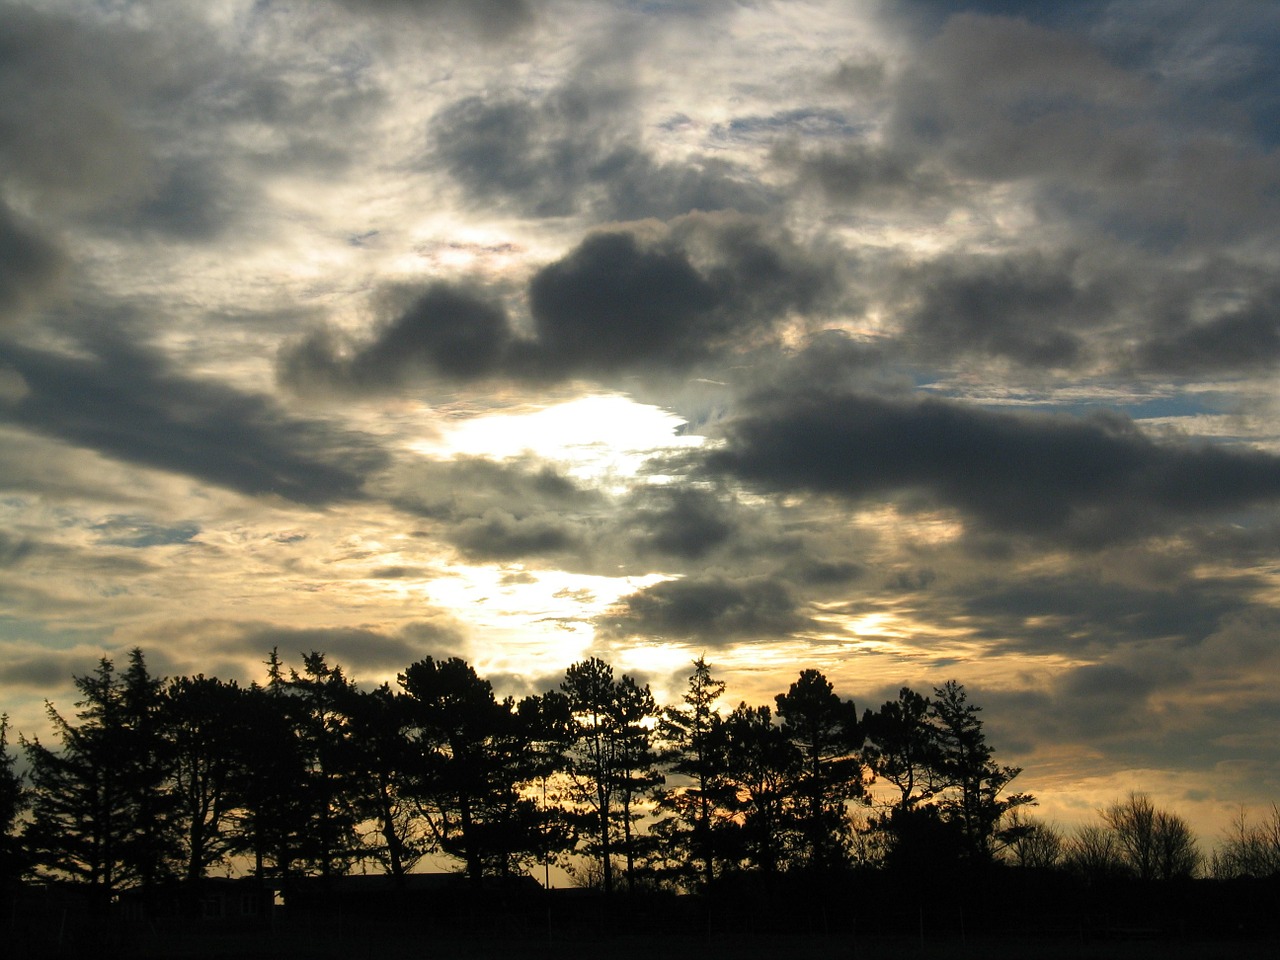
[{"xmin": 3, "ymin": 0, "xmax": 1280, "ymax": 840}]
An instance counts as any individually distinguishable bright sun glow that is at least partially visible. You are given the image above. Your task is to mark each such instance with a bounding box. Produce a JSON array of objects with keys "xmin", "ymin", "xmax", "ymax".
[{"xmin": 414, "ymin": 394, "xmax": 705, "ymax": 483}]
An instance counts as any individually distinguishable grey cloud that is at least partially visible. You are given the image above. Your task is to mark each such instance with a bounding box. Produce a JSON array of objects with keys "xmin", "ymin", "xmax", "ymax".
[
  {"xmin": 527, "ymin": 215, "xmax": 842, "ymax": 378},
  {"xmin": 0, "ymin": 202, "xmax": 66, "ymax": 325},
  {"xmin": 897, "ymin": 250, "xmax": 1115, "ymax": 368},
  {"xmin": 90, "ymin": 516, "xmax": 201, "ymax": 549},
  {"xmin": 0, "ymin": 339, "xmax": 384, "ymax": 505},
  {"xmin": 0, "ymin": 650, "xmax": 106, "ymax": 693},
  {"xmin": 430, "ymin": 82, "xmax": 771, "ymax": 221},
  {"xmin": 706, "ymin": 390, "xmax": 1280, "ymax": 546},
  {"xmin": 279, "ymin": 283, "xmax": 514, "ymax": 394},
  {"xmin": 390, "ymin": 456, "xmax": 596, "ymax": 520},
  {"xmin": 280, "ymin": 214, "xmax": 843, "ymax": 392},
  {"xmin": 626, "ymin": 486, "xmax": 737, "ymax": 561},
  {"xmin": 235, "ymin": 620, "xmax": 469, "ymax": 674},
  {"xmin": 882, "ymin": 11, "xmax": 1280, "ymax": 249},
  {"xmin": 449, "ymin": 509, "xmax": 578, "ymax": 561},
  {"xmin": 367, "ymin": 565, "xmax": 436, "ymax": 580},
  {"xmin": 777, "ymin": 141, "xmax": 954, "ymax": 209},
  {"xmin": 599, "ymin": 574, "xmax": 815, "ymax": 644},
  {"xmin": 1137, "ymin": 283, "xmax": 1280, "ymax": 373},
  {"xmin": 0, "ymin": 5, "xmax": 152, "ymax": 207},
  {"xmin": 894, "ymin": 1, "xmax": 1106, "ymax": 33},
  {"xmin": 0, "ymin": 531, "xmax": 35, "ymax": 567},
  {"xmin": 95, "ymin": 158, "xmax": 241, "ymax": 242},
  {"xmin": 336, "ymin": 0, "xmax": 538, "ymax": 40},
  {"xmin": 891, "ymin": 13, "xmax": 1149, "ymax": 182},
  {"xmin": 388, "ymin": 455, "xmax": 600, "ymax": 563}
]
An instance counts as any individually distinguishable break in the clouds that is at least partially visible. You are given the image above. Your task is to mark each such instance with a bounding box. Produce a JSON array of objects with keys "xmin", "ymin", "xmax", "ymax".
[{"xmin": 6, "ymin": 0, "xmax": 1280, "ymax": 841}]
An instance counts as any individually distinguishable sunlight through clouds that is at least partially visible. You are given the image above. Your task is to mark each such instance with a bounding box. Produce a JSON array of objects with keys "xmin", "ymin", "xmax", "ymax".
[{"xmin": 4, "ymin": 0, "xmax": 1280, "ymax": 850}]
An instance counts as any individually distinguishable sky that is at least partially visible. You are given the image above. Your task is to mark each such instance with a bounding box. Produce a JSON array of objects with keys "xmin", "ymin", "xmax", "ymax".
[{"xmin": 3, "ymin": 0, "xmax": 1280, "ymax": 844}]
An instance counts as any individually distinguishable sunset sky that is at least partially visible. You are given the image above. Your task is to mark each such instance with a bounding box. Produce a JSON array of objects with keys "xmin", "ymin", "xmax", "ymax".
[{"xmin": 3, "ymin": 0, "xmax": 1280, "ymax": 844}]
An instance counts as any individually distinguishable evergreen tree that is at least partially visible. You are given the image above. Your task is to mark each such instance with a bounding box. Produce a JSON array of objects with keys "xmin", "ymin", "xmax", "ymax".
[
  {"xmin": 22, "ymin": 651, "xmax": 177, "ymax": 905},
  {"xmin": 227, "ymin": 656, "xmax": 311, "ymax": 886},
  {"xmin": 609, "ymin": 674, "xmax": 663, "ymax": 892},
  {"xmin": 560, "ymin": 658, "xmax": 622, "ymax": 893},
  {"xmin": 339, "ymin": 683, "xmax": 425, "ymax": 883},
  {"xmin": 0, "ymin": 714, "xmax": 28, "ymax": 883},
  {"xmin": 163, "ymin": 675, "xmax": 250, "ymax": 886},
  {"xmin": 282, "ymin": 652, "xmax": 362, "ymax": 880},
  {"xmin": 401, "ymin": 656, "xmax": 553, "ymax": 883},
  {"xmin": 774, "ymin": 669, "xmax": 864, "ymax": 872},
  {"xmin": 718, "ymin": 702, "xmax": 798, "ymax": 876},
  {"xmin": 862, "ymin": 686, "xmax": 941, "ymax": 813},
  {"xmin": 654, "ymin": 657, "xmax": 729, "ymax": 889},
  {"xmin": 930, "ymin": 680, "xmax": 1032, "ymax": 865}
]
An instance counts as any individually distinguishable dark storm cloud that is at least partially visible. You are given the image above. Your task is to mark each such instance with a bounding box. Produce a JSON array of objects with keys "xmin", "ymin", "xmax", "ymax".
[
  {"xmin": 430, "ymin": 82, "xmax": 771, "ymax": 221},
  {"xmin": 527, "ymin": 231, "xmax": 720, "ymax": 372},
  {"xmin": 897, "ymin": 250, "xmax": 1115, "ymax": 368},
  {"xmin": 1137, "ymin": 283, "xmax": 1280, "ymax": 373},
  {"xmin": 449, "ymin": 510, "xmax": 578, "ymax": 560},
  {"xmin": 0, "ymin": 339, "xmax": 384, "ymax": 505},
  {"xmin": 706, "ymin": 390, "xmax": 1280, "ymax": 545},
  {"xmin": 279, "ymin": 283, "xmax": 514, "ymax": 394},
  {"xmin": 0, "ymin": 203, "xmax": 65, "ymax": 325},
  {"xmin": 599, "ymin": 574, "xmax": 815, "ymax": 644},
  {"xmin": 955, "ymin": 573, "xmax": 1251, "ymax": 655},
  {"xmin": 527, "ymin": 215, "xmax": 842, "ymax": 377},
  {"xmin": 280, "ymin": 214, "xmax": 842, "ymax": 391},
  {"xmin": 625, "ymin": 486, "xmax": 737, "ymax": 561}
]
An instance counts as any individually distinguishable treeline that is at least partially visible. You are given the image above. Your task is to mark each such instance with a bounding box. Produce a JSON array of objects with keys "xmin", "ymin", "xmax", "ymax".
[{"xmin": 0, "ymin": 649, "xmax": 1272, "ymax": 912}]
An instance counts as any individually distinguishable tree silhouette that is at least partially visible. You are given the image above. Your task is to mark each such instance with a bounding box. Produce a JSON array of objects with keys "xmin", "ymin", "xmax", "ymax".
[
  {"xmin": 560, "ymin": 657, "xmax": 663, "ymax": 893},
  {"xmin": 1211, "ymin": 804, "xmax": 1280, "ymax": 879},
  {"xmin": 718, "ymin": 702, "xmax": 798, "ymax": 875},
  {"xmin": 862, "ymin": 686, "xmax": 941, "ymax": 813},
  {"xmin": 1101, "ymin": 792, "xmax": 1200, "ymax": 881},
  {"xmin": 22, "ymin": 651, "xmax": 177, "ymax": 906},
  {"xmin": 775, "ymin": 669, "xmax": 864, "ymax": 872},
  {"xmin": 338, "ymin": 682, "xmax": 425, "ymax": 883},
  {"xmin": 930, "ymin": 679, "xmax": 1032, "ymax": 865},
  {"xmin": 0, "ymin": 714, "xmax": 28, "ymax": 884},
  {"xmin": 282, "ymin": 652, "xmax": 363, "ymax": 880},
  {"xmin": 401, "ymin": 656, "xmax": 554, "ymax": 883},
  {"xmin": 227, "ymin": 654, "xmax": 313, "ymax": 887},
  {"xmin": 163, "ymin": 675, "xmax": 250, "ymax": 886},
  {"xmin": 654, "ymin": 657, "xmax": 730, "ymax": 889}
]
